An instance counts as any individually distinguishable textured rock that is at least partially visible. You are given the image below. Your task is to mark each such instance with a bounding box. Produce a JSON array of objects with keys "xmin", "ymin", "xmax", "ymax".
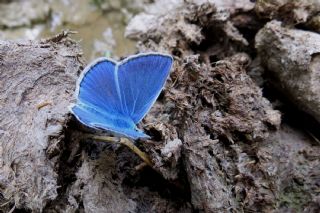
[{"xmin": 256, "ymin": 20, "xmax": 320, "ymax": 123}]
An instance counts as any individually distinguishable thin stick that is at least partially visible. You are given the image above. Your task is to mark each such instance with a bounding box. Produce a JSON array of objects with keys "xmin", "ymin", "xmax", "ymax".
[
  {"xmin": 84, "ymin": 134, "xmax": 153, "ymax": 167},
  {"xmin": 87, "ymin": 134, "xmax": 120, "ymax": 143},
  {"xmin": 119, "ymin": 138, "xmax": 153, "ymax": 167}
]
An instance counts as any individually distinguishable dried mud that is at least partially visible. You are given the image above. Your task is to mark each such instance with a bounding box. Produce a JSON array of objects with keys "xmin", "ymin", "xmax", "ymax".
[{"xmin": 1, "ymin": 0, "xmax": 320, "ymax": 213}]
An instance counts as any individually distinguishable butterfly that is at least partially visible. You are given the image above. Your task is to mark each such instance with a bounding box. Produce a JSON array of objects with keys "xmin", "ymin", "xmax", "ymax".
[{"xmin": 69, "ymin": 52, "xmax": 173, "ymax": 140}]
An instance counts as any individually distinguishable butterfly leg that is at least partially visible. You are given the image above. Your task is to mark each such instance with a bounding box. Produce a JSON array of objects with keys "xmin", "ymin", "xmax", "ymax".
[
  {"xmin": 84, "ymin": 134, "xmax": 153, "ymax": 167},
  {"xmin": 119, "ymin": 137, "xmax": 152, "ymax": 167}
]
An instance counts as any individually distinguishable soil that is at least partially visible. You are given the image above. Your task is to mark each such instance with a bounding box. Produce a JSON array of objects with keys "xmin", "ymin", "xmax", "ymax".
[{"xmin": 0, "ymin": 0, "xmax": 319, "ymax": 212}]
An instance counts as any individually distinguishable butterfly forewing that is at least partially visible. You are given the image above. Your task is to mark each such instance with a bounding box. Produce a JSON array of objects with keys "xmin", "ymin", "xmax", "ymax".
[
  {"xmin": 117, "ymin": 54, "xmax": 173, "ymax": 123},
  {"xmin": 77, "ymin": 60, "xmax": 122, "ymax": 114}
]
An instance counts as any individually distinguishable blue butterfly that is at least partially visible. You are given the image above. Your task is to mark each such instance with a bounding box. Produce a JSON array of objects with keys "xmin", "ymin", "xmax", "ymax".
[{"xmin": 69, "ymin": 52, "xmax": 173, "ymax": 140}]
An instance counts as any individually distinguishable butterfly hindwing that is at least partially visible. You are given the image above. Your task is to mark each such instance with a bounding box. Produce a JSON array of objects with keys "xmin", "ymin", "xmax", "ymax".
[
  {"xmin": 117, "ymin": 53, "xmax": 173, "ymax": 123},
  {"xmin": 70, "ymin": 104, "xmax": 148, "ymax": 139}
]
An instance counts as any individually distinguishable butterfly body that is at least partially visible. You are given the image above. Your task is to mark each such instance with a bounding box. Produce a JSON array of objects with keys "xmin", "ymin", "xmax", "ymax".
[{"xmin": 70, "ymin": 53, "xmax": 173, "ymax": 140}]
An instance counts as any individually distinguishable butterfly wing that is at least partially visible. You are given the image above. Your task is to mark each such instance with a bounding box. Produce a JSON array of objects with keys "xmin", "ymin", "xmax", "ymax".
[
  {"xmin": 75, "ymin": 58, "xmax": 121, "ymax": 113},
  {"xmin": 70, "ymin": 53, "xmax": 173, "ymax": 140},
  {"xmin": 70, "ymin": 104, "xmax": 148, "ymax": 139},
  {"xmin": 117, "ymin": 53, "xmax": 173, "ymax": 123},
  {"xmin": 70, "ymin": 58, "xmax": 133, "ymax": 136}
]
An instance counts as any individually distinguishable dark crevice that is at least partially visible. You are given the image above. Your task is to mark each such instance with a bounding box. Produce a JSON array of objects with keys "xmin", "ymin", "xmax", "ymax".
[
  {"xmin": 202, "ymin": 124, "xmax": 218, "ymax": 140},
  {"xmin": 114, "ymin": 144, "xmax": 192, "ymax": 212},
  {"xmin": 145, "ymin": 127, "xmax": 163, "ymax": 141},
  {"xmin": 44, "ymin": 117, "xmax": 84, "ymax": 211},
  {"xmin": 124, "ymin": 166, "xmax": 190, "ymax": 200},
  {"xmin": 209, "ymin": 54, "xmax": 219, "ymax": 64},
  {"xmin": 12, "ymin": 209, "xmax": 32, "ymax": 213},
  {"xmin": 231, "ymin": 12, "xmax": 265, "ymax": 58},
  {"xmin": 262, "ymin": 74, "xmax": 320, "ymax": 144},
  {"xmin": 190, "ymin": 26, "xmax": 225, "ymax": 53}
]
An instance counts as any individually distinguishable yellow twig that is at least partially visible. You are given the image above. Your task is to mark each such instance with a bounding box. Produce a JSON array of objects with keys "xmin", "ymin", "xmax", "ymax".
[
  {"xmin": 87, "ymin": 134, "xmax": 119, "ymax": 143},
  {"xmin": 119, "ymin": 137, "xmax": 153, "ymax": 167},
  {"xmin": 84, "ymin": 134, "xmax": 153, "ymax": 167}
]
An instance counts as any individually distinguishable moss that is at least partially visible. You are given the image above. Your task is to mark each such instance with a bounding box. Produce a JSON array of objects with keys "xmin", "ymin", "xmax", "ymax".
[{"xmin": 278, "ymin": 181, "xmax": 311, "ymax": 211}]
